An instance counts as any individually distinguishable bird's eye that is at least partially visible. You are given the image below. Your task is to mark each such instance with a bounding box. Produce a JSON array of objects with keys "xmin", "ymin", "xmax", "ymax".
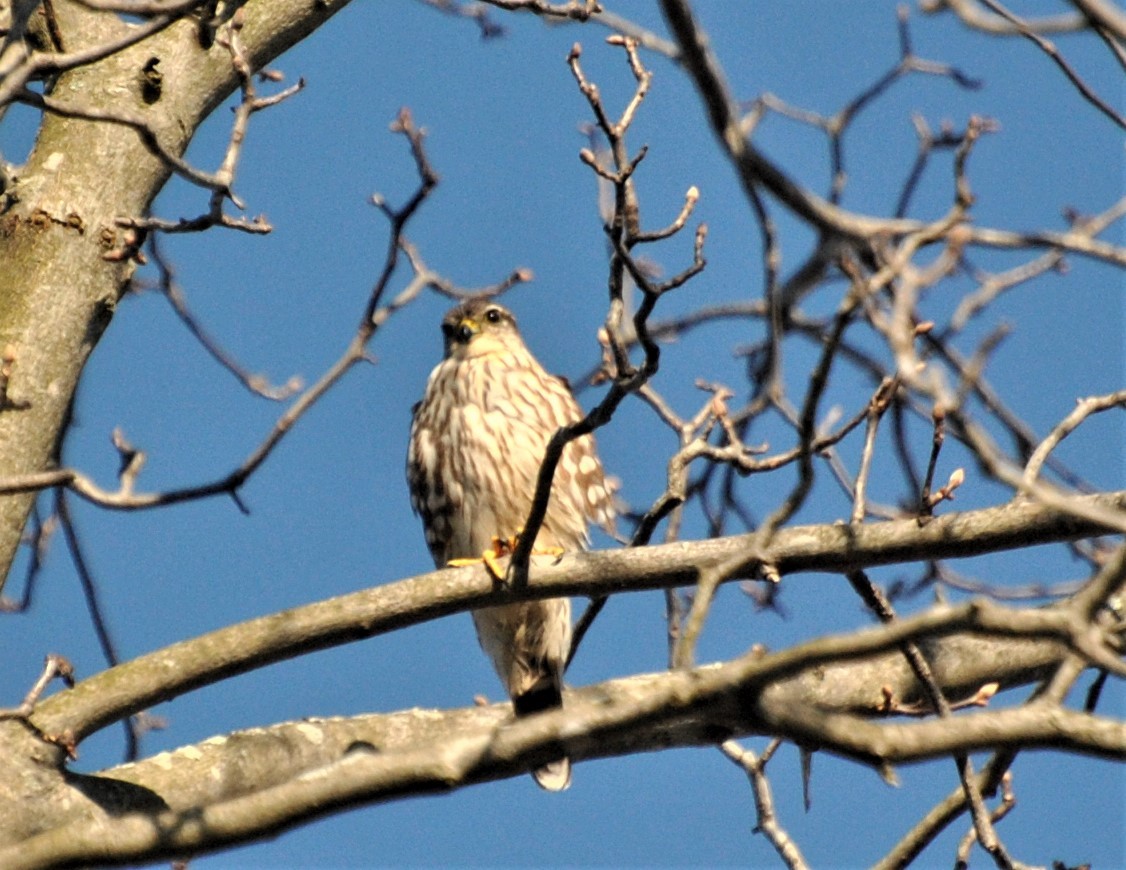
[{"xmin": 484, "ymin": 308, "xmax": 502, "ymax": 324}]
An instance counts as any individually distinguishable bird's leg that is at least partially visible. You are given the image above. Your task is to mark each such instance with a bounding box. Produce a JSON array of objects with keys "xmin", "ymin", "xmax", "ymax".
[
  {"xmin": 447, "ymin": 531, "xmax": 564, "ymax": 581},
  {"xmin": 507, "ymin": 527, "xmax": 565, "ymax": 561},
  {"xmin": 482, "ymin": 536, "xmax": 510, "ymax": 579},
  {"xmin": 512, "ymin": 529, "xmax": 565, "ymax": 566},
  {"xmin": 448, "ymin": 535, "xmax": 514, "ymax": 581}
]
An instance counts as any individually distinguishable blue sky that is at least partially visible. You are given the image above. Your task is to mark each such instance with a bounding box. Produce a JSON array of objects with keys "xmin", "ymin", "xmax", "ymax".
[{"xmin": 2, "ymin": 1, "xmax": 1123, "ymax": 866}]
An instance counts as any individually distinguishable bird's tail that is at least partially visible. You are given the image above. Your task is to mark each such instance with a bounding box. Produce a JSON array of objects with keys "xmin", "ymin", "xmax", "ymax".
[
  {"xmin": 514, "ymin": 677, "xmax": 572, "ymax": 792},
  {"xmin": 532, "ymin": 757, "xmax": 572, "ymax": 792}
]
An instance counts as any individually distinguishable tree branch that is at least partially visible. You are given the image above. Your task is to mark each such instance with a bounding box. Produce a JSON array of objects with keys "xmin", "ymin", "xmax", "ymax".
[
  {"xmin": 28, "ymin": 489, "xmax": 1126, "ymax": 743},
  {"xmin": 0, "ymin": 0, "xmax": 354, "ymax": 589},
  {"xmin": 5, "ymin": 602, "xmax": 1121, "ymax": 866}
]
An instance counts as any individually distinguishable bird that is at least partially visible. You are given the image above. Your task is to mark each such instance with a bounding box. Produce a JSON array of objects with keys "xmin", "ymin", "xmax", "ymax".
[{"xmin": 407, "ymin": 299, "xmax": 615, "ymax": 791}]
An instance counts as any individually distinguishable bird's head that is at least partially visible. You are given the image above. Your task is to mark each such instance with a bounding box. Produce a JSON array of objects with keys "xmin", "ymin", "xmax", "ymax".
[{"xmin": 440, "ymin": 300, "xmax": 521, "ymax": 360}]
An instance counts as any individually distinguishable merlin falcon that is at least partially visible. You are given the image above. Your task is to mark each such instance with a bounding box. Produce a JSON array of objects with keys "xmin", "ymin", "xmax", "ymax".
[{"xmin": 407, "ymin": 300, "xmax": 615, "ymax": 791}]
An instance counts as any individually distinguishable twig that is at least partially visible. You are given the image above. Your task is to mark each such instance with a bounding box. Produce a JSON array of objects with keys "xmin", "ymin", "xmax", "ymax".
[
  {"xmin": 55, "ymin": 490, "xmax": 146, "ymax": 761},
  {"xmin": 744, "ymin": 7, "xmax": 980, "ymax": 208},
  {"xmin": 628, "ymin": 383, "xmax": 774, "ymax": 670},
  {"xmin": 951, "ymin": 250, "xmax": 1064, "ymax": 331},
  {"xmin": 764, "ymin": 280, "xmax": 863, "ymax": 538},
  {"xmin": 952, "ymin": 323, "xmax": 1011, "ymax": 410},
  {"xmin": 0, "ymin": 9, "xmax": 193, "ymax": 106},
  {"xmin": 398, "ymin": 238, "xmax": 532, "ymax": 302},
  {"xmin": 918, "ymin": 0, "xmax": 1086, "ymax": 35},
  {"xmin": 672, "ymin": 551, "xmax": 746, "ymax": 669},
  {"xmin": 479, "ymin": 0, "xmax": 601, "ymax": 20},
  {"xmin": 0, "ymin": 653, "xmax": 74, "ymax": 720},
  {"xmin": 721, "ymin": 739, "xmax": 809, "ymax": 870},
  {"xmin": 843, "ymin": 571, "xmax": 1021, "ymax": 867},
  {"xmin": 417, "ymin": 0, "xmax": 506, "ymax": 38},
  {"xmin": 965, "ymin": 221, "xmax": 1126, "ymax": 268},
  {"xmin": 926, "ymin": 563, "xmax": 1085, "ymax": 602},
  {"xmin": 511, "ymin": 36, "xmax": 704, "ymax": 588},
  {"xmin": 896, "ymin": 115, "xmax": 971, "ymax": 218},
  {"xmin": 875, "ymin": 594, "xmax": 1110, "ymax": 869},
  {"xmin": 918, "ymin": 404, "xmax": 946, "ymax": 518},
  {"xmin": 922, "ymin": 330, "xmax": 1090, "ymax": 490},
  {"xmin": 119, "ymin": 18, "xmax": 307, "ymax": 236},
  {"xmin": 1084, "ymin": 669, "xmax": 1109, "ymax": 713},
  {"xmin": 0, "ymin": 109, "xmax": 442, "ymax": 513},
  {"xmin": 148, "ymin": 239, "xmax": 303, "ymax": 400},
  {"xmin": 852, "ymin": 378, "xmax": 898, "ymax": 524},
  {"xmin": 590, "ymin": 9, "xmax": 680, "ymax": 59},
  {"xmin": 745, "ymin": 177, "xmax": 784, "ymax": 408},
  {"xmin": 603, "ymin": 382, "xmax": 762, "ymax": 665},
  {"xmin": 0, "ymin": 505, "xmax": 54, "ymax": 613},
  {"xmin": 663, "ymin": 0, "xmax": 1126, "ymax": 273},
  {"xmin": 1023, "ymin": 390, "xmax": 1126, "ymax": 487},
  {"xmin": 955, "ymin": 772, "xmax": 1018, "ymax": 869},
  {"xmin": 976, "ymin": 0, "xmax": 1126, "ymax": 129}
]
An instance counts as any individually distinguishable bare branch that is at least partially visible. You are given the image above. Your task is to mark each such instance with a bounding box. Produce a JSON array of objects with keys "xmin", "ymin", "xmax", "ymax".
[
  {"xmin": 0, "ymin": 654, "xmax": 74, "ymax": 721},
  {"xmin": 0, "ymin": 8, "xmax": 194, "ymax": 106},
  {"xmin": 480, "ymin": 0, "xmax": 600, "ymax": 20},
  {"xmin": 722, "ymin": 739, "xmax": 809, "ymax": 870},
  {"xmin": 0, "ymin": 107, "xmax": 443, "ymax": 514},
  {"xmin": 1070, "ymin": 0, "xmax": 1126, "ymax": 40},
  {"xmin": 10, "ymin": 610, "xmax": 1122, "ymax": 868},
  {"xmin": 977, "ymin": 0, "xmax": 1126, "ymax": 129},
  {"xmin": 26, "ymin": 491, "xmax": 1126, "ymax": 744},
  {"xmin": 510, "ymin": 35, "xmax": 702, "ymax": 585},
  {"xmin": 918, "ymin": 0, "xmax": 1088, "ymax": 35},
  {"xmin": 14, "ymin": 88, "xmax": 229, "ymax": 194},
  {"xmin": 1023, "ymin": 390, "xmax": 1126, "ymax": 487},
  {"xmin": 146, "ymin": 240, "xmax": 303, "ymax": 400}
]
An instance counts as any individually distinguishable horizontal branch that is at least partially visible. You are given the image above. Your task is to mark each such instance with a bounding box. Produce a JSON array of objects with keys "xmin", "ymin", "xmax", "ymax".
[
  {"xmin": 93, "ymin": 629, "xmax": 1079, "ymax": 812},
  {"xmin": 965, "ymin": 222, "xmax": 1126, "ymax": 267},
  {"xmin": 30, "ymin": 490, "xmax": 1126, "ymax": 742},
  {"xmin": 760, "ymin": 698, "xmax": 1123, "ymax": 766},
  {"xmin": 6, "ymin": 598, "xmax": 1121, "ymax": 867}
]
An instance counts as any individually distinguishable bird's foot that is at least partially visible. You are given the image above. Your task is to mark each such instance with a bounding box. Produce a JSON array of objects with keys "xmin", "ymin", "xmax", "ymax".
[
  {"xmin": 447, "ymin": 532, "xmax": 564, "ymax": 581},
  {"xmin": 448, "ymin": 535, "xmax": 515, "ymax": 580},
  {"xmin": 509, "ymin": 527, "xmax": 564, "ymax": 561}
]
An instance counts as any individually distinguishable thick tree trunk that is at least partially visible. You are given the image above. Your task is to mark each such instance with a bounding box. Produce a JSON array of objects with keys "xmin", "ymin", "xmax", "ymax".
[{"xmin": 0, "ymin": 0, "xmax": 349, "ymax": 588}]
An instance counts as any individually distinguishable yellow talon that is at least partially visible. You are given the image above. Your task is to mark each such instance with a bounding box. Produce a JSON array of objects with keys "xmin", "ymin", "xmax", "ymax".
[
  {"xmin": 447, "ymin": 533, "xmax": 565, "ymax": 580},
  {"xmin": 481, "ymin": 547, "xmax": 506, "ymax": 579},
  {"xmin": 510, "ymin": 528, "xmax": 564, "ymax": 561},
  {"xmin": 448, "ymin": 536, "xmax": 512, "ymax": 580}
]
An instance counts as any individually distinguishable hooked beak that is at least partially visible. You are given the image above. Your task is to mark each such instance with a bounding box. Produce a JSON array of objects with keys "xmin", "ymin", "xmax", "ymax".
[{"xmin": 454, "ymin": 317, "xmax": 479, "ymax": 344}]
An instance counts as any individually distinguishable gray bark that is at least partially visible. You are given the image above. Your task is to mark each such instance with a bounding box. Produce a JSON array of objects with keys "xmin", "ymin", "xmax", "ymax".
[{"xmin": 0, "ymin": 0, "xmax": 351, "ymax": 589}]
